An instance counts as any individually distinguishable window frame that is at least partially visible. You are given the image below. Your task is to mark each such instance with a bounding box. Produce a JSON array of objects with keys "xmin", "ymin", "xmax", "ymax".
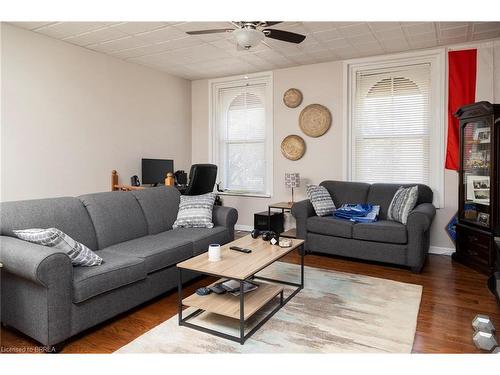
[
  {"xmin": 345, "ymin": 50, "xmax": 445, "ymax": 208},
  {"xmin": 209, "ymin": 72, "xmax": 274, "ymax": 198}
]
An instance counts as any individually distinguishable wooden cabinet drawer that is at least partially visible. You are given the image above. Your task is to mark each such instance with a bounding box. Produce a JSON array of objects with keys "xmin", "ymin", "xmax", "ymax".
[{"xmin": 456, "ymin": 226, "xmax": 492, "ymax": 266}]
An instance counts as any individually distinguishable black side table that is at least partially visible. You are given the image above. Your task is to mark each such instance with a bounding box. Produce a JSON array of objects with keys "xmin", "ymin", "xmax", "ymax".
[{"xmin": 268, "ymin": 202, "xmax": 296, "ymax": 238}]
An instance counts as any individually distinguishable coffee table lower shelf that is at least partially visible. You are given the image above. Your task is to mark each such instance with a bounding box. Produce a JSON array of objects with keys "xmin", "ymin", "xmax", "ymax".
[{"xmin": 182, "ymin": 280, "xmax": 284, "ymax": 320}]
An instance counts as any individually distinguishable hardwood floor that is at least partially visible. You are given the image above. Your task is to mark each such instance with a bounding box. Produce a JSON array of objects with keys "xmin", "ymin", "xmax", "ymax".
[{"xmin": 1, "ymin": 232, "xmax": 498, "ymax": 353}]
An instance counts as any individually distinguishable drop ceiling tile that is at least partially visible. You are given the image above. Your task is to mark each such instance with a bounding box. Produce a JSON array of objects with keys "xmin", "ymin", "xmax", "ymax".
[
  {"xmin": 111, "ymin": 43, "xmax": 174, "ymax": 59},
  {"xmin": 438, "ymin": 22, "xmax": 470, "ymax": 30},
  {"xmin": 313, "ymin": 28, "xmax": 342, "ymax": 41},
  {"xmin": 409, "ymin": 39, "xmax": 438, "ymax": 49},
  {"xmin": 439, "ymin": 36, "xmax": 469, "ymax": 45},
  {"xmin": 322, "ymin": 38, "xmax": 350, "ymax": 49},
  {"xmin": 175, "ymin": 22, "xmax": 234, "ymax": 32},
  {"xmin": 355, "ymin": 42, "xmax": 385, "ymax": 54},
  {"xmin": 381, "ymin": 38, "xmax": 410, "ymax": 52},
  {"xmin": 375, "ymin": 27, "xmax": 406, "ymax": 40},
  {"xmin": 64, "ymin": 27, "xmax": 129, "ymax": 46},
  {"xmin": 404, "ymin": 23, "xmax": 436, "ymax": 35},
  {"xmin": 89, "ymin": 36, "xmax": 150, "ymax": 53},
  {"xmin": 338, "ymin": 23, "xmax": 372, "ymax": 37},
  {"xmin": 112, "ymin": 22, "xmax": 169, "ymax": 35},
  {"xmin": 473, "ymin": 22, "xmax": 500, "ymax": 34},
  {"xmin": 9, "ymin": 22, "xmax": 56, "ymax": 30},
  {"xmin": 136, "ymin": 26, "xmax": 188, "ymax": 44},
  {"xmin": 408, "ymin": 32, "xmax": 437, "ymax": 43},
  {"xmin": 368, "ymin": 22, "xmax": 401, "ymax": 32},
  {"xmin": 472, "ymin": 30, "xmax": 500, "ymax": 40},
  {"xmin": 154, "ymin": 36, "xmax": 205, "ymax": 51},
  {"xmin": 303, "ymin": 22, "xmax": 337, "ymax": 33},
  {"xmin": 36, "ymin": 22, "xmax": 111, "ymax": 39},
  {"xmin": 439, "ymin": 26, "xmax": 468, "ymax": 39},
  {"xmin": 347, "ymin": 33, "xmax": 377, "ymax": 45}
]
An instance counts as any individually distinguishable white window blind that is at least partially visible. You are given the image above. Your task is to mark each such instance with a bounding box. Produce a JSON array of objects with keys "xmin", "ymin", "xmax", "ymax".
[
  {"xmin": 352, "ymin": 64, "xmax": 431, "ymax": 185},
  {"xmin": 213, "ymin": 77, "xmax": 272, "ymax": 195}
]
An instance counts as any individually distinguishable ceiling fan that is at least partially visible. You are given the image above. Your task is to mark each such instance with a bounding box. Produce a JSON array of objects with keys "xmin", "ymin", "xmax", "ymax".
[{"xmin": 186, "ymin": 21, "xmax": 306, "ymax": 50}]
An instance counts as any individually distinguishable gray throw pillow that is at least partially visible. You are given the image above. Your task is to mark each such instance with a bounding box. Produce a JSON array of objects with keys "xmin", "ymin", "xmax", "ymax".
[
  {"xmin": 173, "ymin": 192, "xmax": 216, "ymax": 229},
  {"xmin": 13, "ymin": 228, "xmax": 102, "ymax": 266},
  {"xmin": 306, "ymin": 185, "xmax": 336, "ymax": 216},
  {"xmin": 387, "ymin": 186, "xmax": 419, "ymax": 224}
]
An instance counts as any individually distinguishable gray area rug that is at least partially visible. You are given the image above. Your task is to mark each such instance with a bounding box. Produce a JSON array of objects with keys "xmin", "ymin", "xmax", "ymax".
[{"xmin": 116, "ymin": 262, "xmax": 422, "ymax": 353}]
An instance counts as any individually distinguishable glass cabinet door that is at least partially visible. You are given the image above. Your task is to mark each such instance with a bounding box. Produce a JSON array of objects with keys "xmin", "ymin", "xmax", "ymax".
[{"xmin": 461, "ymin": 119, "xmax": 491, "ymax": 228}]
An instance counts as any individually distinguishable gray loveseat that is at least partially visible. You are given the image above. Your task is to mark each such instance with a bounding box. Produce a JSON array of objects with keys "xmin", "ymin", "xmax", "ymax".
[
  {"xmin": 0, "ymin": 187, "xmax": 238, "ymax": 348},
  {"xmin": 292, "ymin": 181, "xmax": 436, "ymax": 273}
]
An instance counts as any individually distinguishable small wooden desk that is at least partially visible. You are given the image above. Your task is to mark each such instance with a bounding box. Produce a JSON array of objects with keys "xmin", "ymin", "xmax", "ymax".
[{"xmin": 268, "ymin": 201, "xmax": 296, "ymax": 238}]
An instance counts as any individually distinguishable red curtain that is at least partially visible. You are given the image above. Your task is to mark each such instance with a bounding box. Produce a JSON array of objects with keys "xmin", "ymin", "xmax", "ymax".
[{"xmin": 445, "ymin": 49, "xmax": 477, "ymax": 171}]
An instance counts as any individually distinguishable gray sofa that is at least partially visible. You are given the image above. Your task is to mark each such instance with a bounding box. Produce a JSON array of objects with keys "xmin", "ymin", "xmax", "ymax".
[
  {"xmin": 292, "ymin": 181, "xmax": 436, "ymax": 273},
  {"xmin": 0, "ymin": 186, "xmax": 238, "ymax": 348}
]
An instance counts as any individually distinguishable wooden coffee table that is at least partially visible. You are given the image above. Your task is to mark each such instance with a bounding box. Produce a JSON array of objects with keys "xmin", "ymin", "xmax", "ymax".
[{"xmin": 176, "ymin": 235, "xmax": 305, "ymax": 344}]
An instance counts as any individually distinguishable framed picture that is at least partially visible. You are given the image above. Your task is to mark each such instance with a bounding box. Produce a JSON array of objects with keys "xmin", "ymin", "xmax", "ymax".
[
  {"xmin": 473, "ymin": 127, "xmax": 491, "ymax": 143},
  {"xmin": 477, "ymin": 212, "xmax": 490, "ymax": 226},
  {"xmin": 466, "ymin": 175, "xmax": 490, "ymax": 205}
]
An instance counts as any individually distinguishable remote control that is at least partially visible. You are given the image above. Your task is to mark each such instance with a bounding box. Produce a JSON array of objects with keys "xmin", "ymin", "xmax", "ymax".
[{"xmin": 229, "ymin": 246, "xmax": 252, "ymax": 253}]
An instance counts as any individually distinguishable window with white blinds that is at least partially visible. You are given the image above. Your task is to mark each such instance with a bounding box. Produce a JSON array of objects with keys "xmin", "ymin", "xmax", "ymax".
[
  {"xmin": 211, "ymin": 74, "xmax": 273, "ymax": 196},
  {"xmin": 352, "ymin": 64, "xmax": 431, "ymax": 185},
  {"xmin": 348, "ymin": 52, "xmax": 445, "ymax": 207}
]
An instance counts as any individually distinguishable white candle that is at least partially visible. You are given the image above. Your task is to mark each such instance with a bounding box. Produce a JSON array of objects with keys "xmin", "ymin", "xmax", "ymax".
[{"xmin": 208, "ymin": 244, "xmax": 221, "ymax": 262}]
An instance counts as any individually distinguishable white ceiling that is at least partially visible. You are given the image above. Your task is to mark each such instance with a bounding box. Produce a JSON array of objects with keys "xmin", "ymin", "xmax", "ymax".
[{"xmin": 10, "ymin": 21, "xmax": 500, "ymax": 80}]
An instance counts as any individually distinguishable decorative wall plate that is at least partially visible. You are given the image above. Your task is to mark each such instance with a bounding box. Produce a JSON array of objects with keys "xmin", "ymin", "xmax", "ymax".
[
  {"xmin": 281, "ymin": 135, "xmax": 306, "ymax": 161},
  {"xmin": 299, "ymin": 104, "xmax": 332, "ymax": 137},
  {"xmin": 283, "ymin": 88, "xmax": 303, "ymax": 108}
]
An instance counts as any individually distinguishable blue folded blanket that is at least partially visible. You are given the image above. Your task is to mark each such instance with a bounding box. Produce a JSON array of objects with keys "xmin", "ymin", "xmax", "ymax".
[{"xmin": 334, "ymin": 204, "xmax": 380, "ymax": 223}]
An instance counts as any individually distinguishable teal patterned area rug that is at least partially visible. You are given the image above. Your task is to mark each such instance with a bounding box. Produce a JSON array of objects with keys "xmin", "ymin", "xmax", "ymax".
[{"xmin": 116, "ymin": 263, "xmax": 422, "ymax": 353}]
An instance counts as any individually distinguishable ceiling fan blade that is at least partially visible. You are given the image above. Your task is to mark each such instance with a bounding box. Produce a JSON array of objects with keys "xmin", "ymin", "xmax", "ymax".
[
  {"xmin": 263, "ymin": 21, "xmax": 283, "ymax": 27},
  {"xmin": 263, "ymin": 28, "xmax": 306, "ymax": 43},
  {"xmin": 186, "ymin": 29, "xmax": 234, "ymax": 35}
]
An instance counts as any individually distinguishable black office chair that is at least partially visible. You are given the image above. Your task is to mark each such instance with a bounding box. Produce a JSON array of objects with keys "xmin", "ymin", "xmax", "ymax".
[{"xmin": 184, "ymin": 164, "xmax": 218, "ymax": 196}]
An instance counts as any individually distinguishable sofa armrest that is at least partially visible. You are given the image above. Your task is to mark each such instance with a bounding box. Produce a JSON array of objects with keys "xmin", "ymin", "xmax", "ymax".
[
  {"xmin": 0, "ymin": 236, "xmax": 72, "ymax": 286},
  {"xmin": 212, "ymin": 205, "xmax": 238, "ymax": 229},
  {"xmin": 406, "ymin": 203, "xmax": 436, "ymax": 271},
  {"xmin": 407, "ymin": 203, "xmax": 436, "ymax": 232},
  {"xmin": 291, "ymin": 199, "xmax": 316, "ymax": 241}
]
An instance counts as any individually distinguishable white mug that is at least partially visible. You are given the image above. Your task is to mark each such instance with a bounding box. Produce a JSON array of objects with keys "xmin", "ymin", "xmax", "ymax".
[{"xmin": 208, "ymin": 244, "xmax": 221, "ymax": 262}]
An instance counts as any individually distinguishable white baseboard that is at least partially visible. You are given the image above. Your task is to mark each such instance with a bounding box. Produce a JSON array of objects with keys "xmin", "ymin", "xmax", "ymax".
[
  {"xmin": 235, "ymin": 224, "xmax": 253, "ymax": 232},
  {"xmin": 429, "ymin": 246, "xmax": 455, "ymax": 256}
]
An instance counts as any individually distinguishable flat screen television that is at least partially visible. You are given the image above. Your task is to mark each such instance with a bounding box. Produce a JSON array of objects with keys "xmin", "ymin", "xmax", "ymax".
[{"xmin": 142, "ymin": 158, "xmax": 174, "ymax": 185}]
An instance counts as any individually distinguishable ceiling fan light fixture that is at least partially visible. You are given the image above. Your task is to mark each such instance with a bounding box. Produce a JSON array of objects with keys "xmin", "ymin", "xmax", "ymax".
[{"xmin": 233, "ymin": 28, "xmax": 265, "ymax": 49}]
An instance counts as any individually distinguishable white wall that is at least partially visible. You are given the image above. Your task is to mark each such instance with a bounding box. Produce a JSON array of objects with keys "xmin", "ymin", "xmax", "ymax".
[
  {"xmin": 191, "ymin": 39, "xmax": 500, "ymax": 251},
  {"xmin": 1, "ymin": 23, "xmax": 192, "ymax": 201}
]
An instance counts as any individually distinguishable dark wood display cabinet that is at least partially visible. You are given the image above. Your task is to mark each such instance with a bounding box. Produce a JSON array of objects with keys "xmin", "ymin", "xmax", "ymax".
[{"xmin": 453, "ymin": 101, "xmax": 500, "ymax": 275}]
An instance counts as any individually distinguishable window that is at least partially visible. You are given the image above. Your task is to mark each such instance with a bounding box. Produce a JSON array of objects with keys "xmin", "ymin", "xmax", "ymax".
[
  {"xmin": 348, "ymin": 52, "xmax": 444, "ymax": 206},
  {"xmin": 210, "ymin": 73, "xmax": 273, "ymax": 196}
]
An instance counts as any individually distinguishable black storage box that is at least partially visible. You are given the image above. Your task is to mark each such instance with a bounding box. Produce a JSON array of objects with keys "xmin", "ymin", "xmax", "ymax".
[{"xmin": 254, "ymin": 211, "xmax": 284, "ymax": 234}]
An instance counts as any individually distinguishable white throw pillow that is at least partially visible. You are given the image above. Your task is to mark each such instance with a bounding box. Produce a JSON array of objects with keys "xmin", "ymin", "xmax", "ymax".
[
  {"xmin": 306, "ymin": 185, "xmax": 336, "ymax": 216},
  {"xmin": 387, "ymin": 186, "xmax": 419, "ymax": 224},
  {"xmin": 173, "ymin": 192, "xmax": 216, "ymax": 229},
  {"xmin": 13, "ymin": 228, "xmax": 102, "ymax": 266}
]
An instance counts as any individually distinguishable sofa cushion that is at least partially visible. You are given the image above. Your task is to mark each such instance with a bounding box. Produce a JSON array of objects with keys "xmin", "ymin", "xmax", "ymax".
[
  {"xmin": 104, "ymin": 234, "xmax": 192, "ymax": 273},
  {"xmin": 306, "ymin": 185, "xmax": 336, "ymax": 216},
  {"xmin": 306, "ymin": 216, "xmax": 354, "ymax": 239},
  {"xmin": 157, "ymin": 226, "xmax": 230, "ymax": 255},
  {"xmin": 79, "ymin": 192, "xmax": 148, "ymax": 249},
  {"xmin": 352, "ymin": 220, "xmax": 407, "ymax": 244},
  {"xmin": 131, "ymin": 186, "xmax": 180, "ymax": 235},
  {"xmin": 320, "ymin": 181, "xmax": 370, "ymax": 208},
  {"xmin": 173, "ymin": 192, "xmax": 216, "ymax": 229},
  {"xmin": 0, "ymin": 197, "xmax": 97, "ymax": 250},
  {"xmin": 367, "ymin": 183, "xmax": 434, "ymax": 220},
  {"xmin": 72, "ymin": 249, "xmax": 146, "ymax": 303},
  {"xmin": 387, "ymin": 186, "xmax": 419, "ymax": 224}
]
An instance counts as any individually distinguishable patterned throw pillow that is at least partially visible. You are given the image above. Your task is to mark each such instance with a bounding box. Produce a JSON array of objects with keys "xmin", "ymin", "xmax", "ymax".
[
  {"xmin": 387, "ymin": 186, "xmax": 419, "ymax": 224},
  {"xmin": 173, "ymin": 192, "xmax": 216, "ymax": 229},
  {"xmin": 306, "ymin": 185, "xmax": 336, "ymax": 216},
  {"xmin": 13, "ymin": 228, "xmax": 102, "ymax": 266}
]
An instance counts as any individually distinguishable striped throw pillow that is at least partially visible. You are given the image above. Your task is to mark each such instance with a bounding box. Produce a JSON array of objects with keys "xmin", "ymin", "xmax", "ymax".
[
  {"xmin": 13, "ymin": 228, "xmax": 102, "ymax": 266},
  {"xmin": 306, "ymin": 185, "xmax": 336, "ymax": 216},
  {"xmin": 173, "ymin": 192, "xmax": 216, "ymax": 229},
  {"xmin": 387, "ymin": 186, "xmax": 419, "ymax": 224}
]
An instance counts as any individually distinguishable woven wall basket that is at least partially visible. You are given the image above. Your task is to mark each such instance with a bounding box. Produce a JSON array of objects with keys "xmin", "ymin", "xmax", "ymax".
[
  {"xmin": 299, "ymin": 104, "xmax": 332, "ymax": 137},
  {"xmin": 281, "ymin": 135, "xmax": 306, "ymax": 161},
  {"xmin": 283, "ymin": 88, "xmax": 303, "ymax": 108}
]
